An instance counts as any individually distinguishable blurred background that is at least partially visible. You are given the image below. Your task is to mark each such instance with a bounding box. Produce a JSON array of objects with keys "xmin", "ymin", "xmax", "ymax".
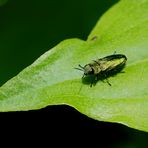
[{"xmin": 0, "ymin": 0, "xmax": 148, "ymax": 147}]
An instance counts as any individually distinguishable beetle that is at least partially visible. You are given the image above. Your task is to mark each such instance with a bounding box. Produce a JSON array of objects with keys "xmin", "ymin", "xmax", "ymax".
[{"xmin": 75, "ymin": 54, "xmax": 127, "ymax": 86}]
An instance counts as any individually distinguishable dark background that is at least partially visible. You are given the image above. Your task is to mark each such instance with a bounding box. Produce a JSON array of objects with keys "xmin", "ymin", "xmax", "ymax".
[{"xmin": 0, "ymin": 0, "xmax": 148, "ymax": 147}]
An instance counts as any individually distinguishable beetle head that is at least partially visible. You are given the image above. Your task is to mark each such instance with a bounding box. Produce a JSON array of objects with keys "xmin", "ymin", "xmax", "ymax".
[
  {"xmin": 75, "ymin": 64, "xmax": 94, "ymax": 77},
  {"xmin": 83, "ymin": 64, "xmax": 94, "ymax": 75}
]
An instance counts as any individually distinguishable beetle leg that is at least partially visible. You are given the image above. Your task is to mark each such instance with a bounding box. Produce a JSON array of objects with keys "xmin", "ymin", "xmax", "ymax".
[
  {"xmin": 95, "ymin": 75, "xmax": 98, "ymax": 81},
  {"xmin": 90, "ymin": 83, "xmax": 93, "ymax": 87},
  {"xmin": 120, "ymin": 71, "xmax": 125, "ymax": 73},
  {"xmin": 106, "ymin": 78, "xmax": 111, "ymax": 86},
  {"xmin": 82, "ymin": 74, "xmax": 85, "ymax": 78},
  {"xmin": 104, "ymin": 74, "xmax": 111, "ymax": 86}
]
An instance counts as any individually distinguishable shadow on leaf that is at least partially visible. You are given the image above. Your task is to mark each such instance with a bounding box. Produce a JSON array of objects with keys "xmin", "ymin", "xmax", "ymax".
[{"xmin": 81, "ymin": 64, "xmax": 126, "ymax": 87}]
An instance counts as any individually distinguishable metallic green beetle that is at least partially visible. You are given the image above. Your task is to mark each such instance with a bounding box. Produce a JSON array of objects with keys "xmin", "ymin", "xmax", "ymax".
[{"xmin": 76, "ymin": 54, "xmax": 127, "ymax": 86}]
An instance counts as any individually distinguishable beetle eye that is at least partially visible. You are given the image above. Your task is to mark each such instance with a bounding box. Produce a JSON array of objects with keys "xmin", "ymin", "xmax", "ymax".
[
  {"xmin": 87, "ymin": 68, "xmax": 94, "ymax": 75},
  {"xmin": 89, "ymin": 68, "xmax": 94, "ymax": 74}
]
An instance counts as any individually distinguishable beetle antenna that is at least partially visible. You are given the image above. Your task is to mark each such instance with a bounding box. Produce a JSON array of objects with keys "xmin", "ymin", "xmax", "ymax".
[
  {"xmin": 78, "ymin": 64, "xmax": 84, "ymax": 69},
  {"xmin": 74, "ymin": 64, "xmax": 84, "ymax": 71},
  {"xmin": 74, "ymin": 67, "xmax": 83, "ymax": 71}
]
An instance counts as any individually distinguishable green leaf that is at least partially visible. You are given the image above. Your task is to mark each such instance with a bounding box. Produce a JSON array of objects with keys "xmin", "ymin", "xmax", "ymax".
[{"xmin": 0, "ymin": 0, "xmax": 148, "ymax": 132}]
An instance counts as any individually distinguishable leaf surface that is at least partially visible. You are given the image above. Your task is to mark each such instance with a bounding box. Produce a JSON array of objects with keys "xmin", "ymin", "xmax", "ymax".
[{"xmin": 0, "ymin": 0, "xmax": 148, "ymax": 132}]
